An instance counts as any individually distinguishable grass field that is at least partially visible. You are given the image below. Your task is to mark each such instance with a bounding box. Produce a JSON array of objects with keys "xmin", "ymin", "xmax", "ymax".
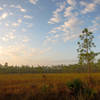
[{"xmin": 0, "ymin": 73, "xmax": 100, "ymax": 100}]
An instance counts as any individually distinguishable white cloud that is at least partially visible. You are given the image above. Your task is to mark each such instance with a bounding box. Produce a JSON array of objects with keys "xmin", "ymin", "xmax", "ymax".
[
  {"xmin": 67, "ymin": 0, "xmax": 76, "ymax": 6},
  {"xmin": 64, "ymin": 6, "xmax": 73, "ymax": 17},
  {"xmin": 60, "ymin": 17, "xmax": 82, "ymax": 42},
  {"xmin": 89, "ymin": 16, "xmax": 100, "ymax": 32},
  {"xmin": 24, "ymin": 15, "xmax": 32, "ymax": 19},
  {"xmin": 12, "ymin": 22, "xmax": 19, "ymax": 27},
  {"xmin": 10, "ymin": 5, "xmax": 27, "ymax": 13},
  {"xmin": 47, "ymin": 0, "xmax": 85, "ymax": 43},
  {"xmin": 64, "ymin": 0, "xmax": 77, "ymax": 18},
  {"xmin": 18, "ymin": 19, "xmax": 22, "ymax": 23},
  {"xmin": 44, "ymin": 34, "xmax": 59, "ymax": 45},
  {"xmin": 5, "ymin": 23, "xmax": 9, "ymax": 27},
  {"xmin": 47, "ymin": 15, "xmax": 83, "ymax": 43},
  {"xmin": 0, "ymin": 13, "xmax": 8, "ymax": 20},
  {"xmin": 80, "ymin": 1, "xmax": 96, "ymax": 14},
  {"xmin": 12, "ymin": 19, "xmax": 22, "ymax": 27},
  {"xmin": 63, "ymin": 32, "xmax": 79, "ymax": 42},
  {"xmin": 29, "ymin": 0, "xmax": 38, "ymax": 5},
  {"xmin": 20, "ymin": 8, "xmax": 26, "ymax": 12},
  {"xmin": 48, "ymin": 1, "xmax": 66, "ymax": 24},
  {"xmin": 63, "ymin": 17, "xmax": 81, "ymax": 29},
  {"xmin": 48, "ymin": 26, "xmax": 62, "ymax": 34},
  {"xmin": 2, "ymin": 33, "xmax": 16, "ymax": 42}
]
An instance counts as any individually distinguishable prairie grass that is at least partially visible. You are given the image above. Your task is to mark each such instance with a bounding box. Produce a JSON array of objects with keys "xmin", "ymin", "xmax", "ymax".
[{"xmin": 0, "ymin": 73, "xmax": 100, "ymax": 100}]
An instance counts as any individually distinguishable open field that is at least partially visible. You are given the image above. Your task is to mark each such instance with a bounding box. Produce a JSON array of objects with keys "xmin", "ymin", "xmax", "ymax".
[{"xmin": 0, "ymin": 73, "xmax": 100, "ymax": 100}]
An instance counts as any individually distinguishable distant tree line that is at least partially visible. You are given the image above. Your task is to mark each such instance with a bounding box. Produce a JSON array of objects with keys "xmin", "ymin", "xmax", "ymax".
[{"xmin": 0, "ymin": 60, "xmax": 100, "ymax": 74}]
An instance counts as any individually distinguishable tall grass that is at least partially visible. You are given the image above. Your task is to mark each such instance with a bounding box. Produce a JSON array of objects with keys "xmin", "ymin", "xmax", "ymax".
[{"xmin": 0, "ymin": 73, "xmax": 100, "ymax": 100}]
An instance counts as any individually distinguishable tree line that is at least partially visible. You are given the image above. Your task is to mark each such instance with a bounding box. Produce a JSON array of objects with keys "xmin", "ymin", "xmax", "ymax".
[{"xmin": 0, "ymin": 60, "xmax": 100, "ymax": 73}]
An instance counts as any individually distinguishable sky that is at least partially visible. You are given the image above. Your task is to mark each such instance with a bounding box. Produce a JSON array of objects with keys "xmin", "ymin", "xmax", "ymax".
[{"xmin": 0, "ymin": 0, "xmax": 100, "ymax": 66}]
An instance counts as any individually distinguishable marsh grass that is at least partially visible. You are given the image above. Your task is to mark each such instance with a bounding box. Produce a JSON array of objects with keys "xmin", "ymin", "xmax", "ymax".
[{"xmin": 0, "ymin": 73, "xmax": 100, "ymax": 100}]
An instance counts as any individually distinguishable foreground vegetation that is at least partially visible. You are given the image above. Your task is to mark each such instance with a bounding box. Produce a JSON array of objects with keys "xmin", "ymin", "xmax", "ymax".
[{"xmin": 0, "ymin": 73, "xmax": 100, "ymax": 100}]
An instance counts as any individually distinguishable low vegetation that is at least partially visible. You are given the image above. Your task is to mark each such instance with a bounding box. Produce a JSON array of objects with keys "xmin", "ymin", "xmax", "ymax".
[
  {"xmin": 0, "ymin": 73, "xmax": 100, "ymax": 100},
  {"xmin": 0, "ymin": 60, "xmax": 100, "ymax": 73}
]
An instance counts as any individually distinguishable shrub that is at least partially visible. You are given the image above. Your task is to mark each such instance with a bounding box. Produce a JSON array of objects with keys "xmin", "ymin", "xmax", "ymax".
[{"xmin": 66, "ymin": 79, "xmax": 98, "ymax": 100}]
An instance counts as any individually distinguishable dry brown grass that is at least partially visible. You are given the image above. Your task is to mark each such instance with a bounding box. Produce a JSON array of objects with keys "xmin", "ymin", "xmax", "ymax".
[{"xmin": 0, "ymin": 73, "xmax": 100, "ymax": 100}]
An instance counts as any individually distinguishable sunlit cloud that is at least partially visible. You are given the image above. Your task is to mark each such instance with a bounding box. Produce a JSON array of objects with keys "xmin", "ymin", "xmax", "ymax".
[
  {"xmin": 18, "ymin": 19, "xmax": 22, "ymax": 23},
  {"xmin": 20, "ymin": 8, "xmax": 26, "ymax": 12},
  {"xmin": 0, "ymin": 44, "xmax": 51, "ymax": 65},
  {"xmin": 0, "ymin": 13, "xmax": 8, "ymax": 20},
  {"xmin": 24, "ymin": 15, "xmax": 32, "ymax": 19},
  {"xmin": 2, "ymin": 32, "xmax": 16, "ymax": 42},
  {"xmin": 29, "ymin": 0, "xmax": 38, "ymax": 5},
  {"xmin": 5, "ymin": 23, "xmax": 9, "ymax": 27},
  {"xmin": 12, "ymin": 22, "xmax": 19, "ymax": 27},
  {"xmin": 48, "ymin": 1, "xmax": 66, "ymax": 24},
  {"xmin": 89, "ymin": 16, "xmax": 100, "ymax": 32},
  {"xmin": 10, "ymin": 5, "xmax": 27, "ymax": 13},
  {"xmin": 80, "ymin": 1, "xmax": 96, "ymax": 14},
  {"xmin": 67, "ymin": 0, "xmax": 76, "ymax": 6},
  {"xmin": 47, "ymin": 0, "xmax": 83, "ymax": 43}
]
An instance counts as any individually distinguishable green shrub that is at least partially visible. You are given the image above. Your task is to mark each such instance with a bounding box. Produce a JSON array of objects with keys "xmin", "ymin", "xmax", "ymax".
[
  {"xmin": 66, "ymin": 79, "xmax": 83, "ymax": 96},
  {"xmin": 66, "ymin": 79, "xmax": 98, "ymax": 100}
]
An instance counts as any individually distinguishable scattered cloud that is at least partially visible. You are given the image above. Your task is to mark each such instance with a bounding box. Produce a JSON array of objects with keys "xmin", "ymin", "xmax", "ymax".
[
  {"xmin": 2, "ymin": 32, "xmax": 16, "ymax": 42},
  {"xmin": 29, "ymin": 0, "xmax": 38, "ymax": 5},
  {"xmin": 47, "ymin": 0, "xmax": 85, "ymax": 43},
  {"xmin": 67, "ymin": 0, "xmax": 76, "ymax": 6},
  {"xmin": 22, "ymin": 36, "xmax": 29, "ymax": 42},
  {"xmin": 18, "ymin": 19, "xmax": 22, "ymax": 23},
  {"xmin": 16, "ymin": 5, "xmax": 27, "ymax": 12},
  {"xmin": 89, "ymin": 16, "xmax": 100, "ymax": 32},
  {"xmin": 10, "ymin": 5, "xmax": 27, "ymax": 13},
  {"xmin": 80, "ymin": 1, "xmax": 96, "ymax": 14},
  {"xmin": 24, "ymin": 15, "xmax": 32, "ymax": 19},
  {"xmin": 0, "ymin": 13, "xmax": 8, "ymax": 20},
  {"xmin": 12, "ymin": 22, "xmax": 19, "ymax": 27},
  {"xmin": 5, "ymin": 23, "xmax": 9, "ymax": 27},
  {"xmin": 48, "ymin": 1, "xmax": 66, "ymax": 24},
  {"xmin": 20, "ymin": 8, "xmax": 26, "ymax": 12},
  {"xmin": 64, "ymin": 6, "xmax": 73, "ymax": 17}
]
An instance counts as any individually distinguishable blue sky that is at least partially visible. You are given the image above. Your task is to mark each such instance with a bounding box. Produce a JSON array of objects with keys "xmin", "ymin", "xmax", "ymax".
[{"xmin": 0, "ymin": 0, "xmax": 100, "ymax": 65}]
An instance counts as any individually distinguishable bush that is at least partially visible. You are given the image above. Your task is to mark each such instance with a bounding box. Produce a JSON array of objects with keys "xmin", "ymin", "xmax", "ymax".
[{"xmin": 66, "ymin": 79, "xmax": 98, "ymax": 100}]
